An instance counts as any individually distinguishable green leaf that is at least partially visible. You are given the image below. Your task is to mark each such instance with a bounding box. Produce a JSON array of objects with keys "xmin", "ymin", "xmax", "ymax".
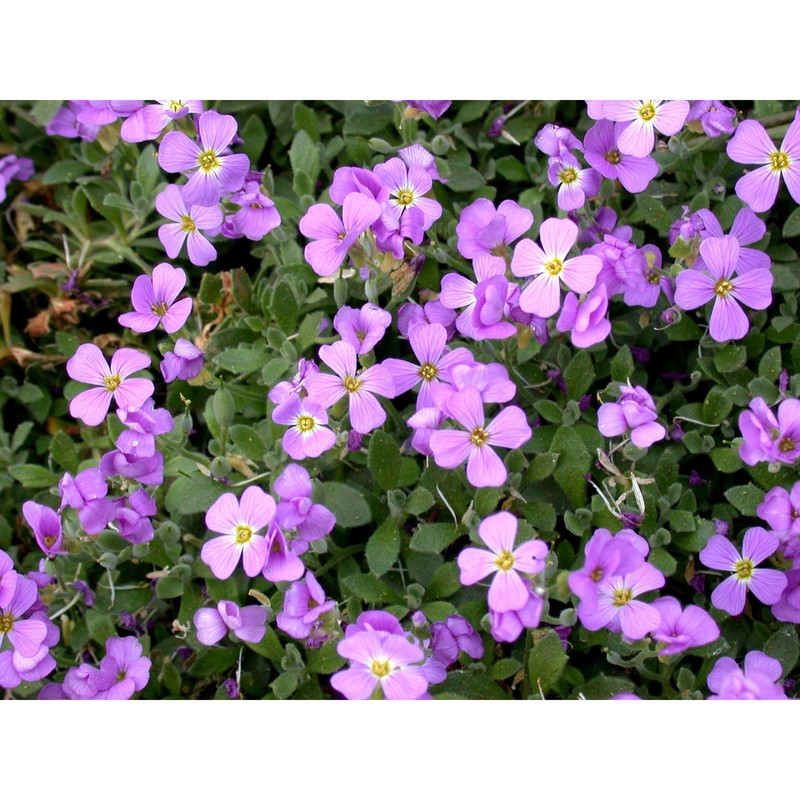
[
  {"xmin": 492, "ymin": 658, "xmax": 523, "ymax": 681},
  {"xmin": 715, "ymin": 344, "xmax": 748, "ymax": 374},
  {"xmin": 229, "ymin": 425, "xmax": 266, "ymax": 461},
  {"xmin": 31, "ymin": 100, "xmax": 63, "ymax": 126},
  {"xmin": 783, "ymin": 206, "xmax": 800, "ymax": 238},
  {"xmin": 49, "ymin": 430, "xmax": 79, "ymax": 475},
  {"xmin": 289, "ymin": 130, "xmax": 320, "ymax": 188},
  {"xmin": 636, "ymin": 194, "xmax": 672, "ymax": 236},
  {"xmin": 563, "ymin": 350, "xmax": 594, "ymax": 400},
  {"xmin": 676, "ymin": 667, "xmax": 695, "ymax": 692},
  {"xmin": 135, "ymin": 144, "xmax": 161, "ymax": 194},
  {"xmin": 526, "ymin": 452, "xmax": 559, "ymax": 482},
  {"xmin": 297, "ymin": 311, "xmax": 324, "ymax": 351},
  {"xmin": 410, "ymin": 522, "xmax": 461, "ymax": 553},
  {"xmin": 610, "ymin": 346, "xmax": 634, "ymax": 382},
  {"xmin": 368, "ymin": 430, "xmax": 401, "ymax": 491},
  {"xmin": 572, "ymin": 674, "xmax": 635, "ymax": 700},
  {"xmin": 269, "ymin": 280, "xmax": 299, "ymax": 334},
  {"xmin": 307, "ymin": 640, "xmax": 346, "ymax": 674},
  {"xmin": 426, "ymin": 562, "xmax": 461, "ymax": 600},
  {"xmin": 239, "ymin": 114, "xmax": 268, "ymax": 164},
  {"xmin": 318, "ymin": 482, "xmax": 371, "ymax": 528},
  {"xmin": 702, "ymin": 386, "xmax": 732, "ymax": 424},
  {"xmin": 164, "ymin": 475, "xmax": 228, "ymax": 516},
  {"xmin": 528, "ymin": 630, "xmax": 568, "ymax": 696},
  {"xmin": 198, "ymin": 272, "xmax": 223, "ymax": 304},
  {"xmin": 189, "ymin": 648, "xmax": 239, "ymax": 678},
  {"xmin": 215, "ymin": 347, "xmax": 269, "ymax": 375},
  {"xmin": 648, "ymin": 547, "xmax": 677, "ymax": 577},
  {"xmin": 155, "ymin": 576, "xmax": 185, "ymax": 600},
  {"xmin": 522, "ymin": 501, "xmax": 557, "ymax": 532},
  {"xmin": 763, "ymin": 625, "xmax": 799, "ymax": 678},
  {"xmin": 365, "ymin": 518, "xmax": 401, "ymax": 577},
  {"xmin": 342, "ymin": 573, "xmax": 400, "ymax": 603},
  {"xmin": 759, "ymin": 346, "xmax": 782, "ymax": 382},
  {"xmin": 404, "ymin": 486, "xmax": 435, "ymax": 515},
  {"xmin": 710, "ymin": 447, "xmax": 742, "ymax": 473},
  {"xmin": 245, "ymin": 624, "xmax": 285, "ymax": 661},
  {"xmin": 42, "ymin": 160, "xmax": 92, "ymax": 184},
  {"xmin": 86, "ymin": 609, "xmax": 118, "ymax": 646},
  {"xmin": 474, "ymin": 488, "xmax": 502, "ymax": 517},
  {"xmin": 446, "ymin": 162, "xmax": 486, "ymax": 192},
  {"xmin": 8, "ymin": 464, "xmax": 58, "ymax": 489},
  {"xmin": 270, "ymin": 671, "xmax": 299, "ymax": 700},
  {"xmin": 724, "ymin": 484, "xmax": 764, "ymax": 517}
]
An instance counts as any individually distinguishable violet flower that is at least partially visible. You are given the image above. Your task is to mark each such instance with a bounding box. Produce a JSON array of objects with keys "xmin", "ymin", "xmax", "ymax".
[
  {"xmin": 726, "ymin": 115, "xmax": 800, "ymax": 212},
  {"xmin": 67, "ymin": 344, "xmax": 154, "ymax": 427},
  {"xmin": 771, "ymin": 569, "xmax": 800, "ymax": 623},
  {"xmin": 547, "ymin": 154, "xmax": 601, "ymax": 211},
  {"xmin": 700, "ymin": 529, "xmax": 787, "ymax": 615},
  {"xmin": 455, "ymin": 198, "xmax": 533, "ymax": 269},
  {"xmin": 490, "ymin": 587, "xmax": 545, "ymax": 643},
  {"xmin": 226, "ymin": 181, "xmax": 281, "ymax": 241},
  {"xmin": 161, "ymin": 338, "xmax": 205, "ymax": 383},
  {"xmin": 120, "ymin": 100, "xmax": 204, "ymax": 142},
  {"xmin": 403, "ymin": 101, "xmax": 451, "ymax": 120},
  {"xmin": 373, "ymin": 157, "xmax": 442, "ymax": 230},
  {"xmin": 534, "ymin": 123, "xmax": 583, "ymax": 157},
  {"xmin": 58, "ymin": 468, "xmax": 116, "ymax": 535},
  {"xmin": 651, "ymin": 597, "xmax": 720, "ymax": 655},
  {"xmin": 268, "ymin": 358, "xmax": 319, "ymax": 405},
  {"xmin": 274, "ymin": 464, "xmax": 336, "ymax": 543},
  {"xmin": 22, "ymin": 501, "xmax": 64, "ymax": 557},
  {"xmin": 155, "ymin": 186, "xmax": 222, "ymax": 267},
  {"xmin": 602, "ymin": 100, "xmax": 690, "ymax": 157},
  {"xmin": 739, "ymin": 397, "xmax": 800, "ymax": 467},
  {"xmin": 88, "ymin": 636, "xmax": 151, "ymax": 700},
  {"xmin": 686, "ymin": 101, "xmax": 736, "ymax": 138},
  {"xmin": 194, "ymin": 601, "xmax": 267, "ymax": 645},
  {"xmin": 114, "ymin": 489, "xmax": 158, "ymax": 545},
  {"xmin": 707, "ymin": 651, "xmax": 787, "ymax": 700},
  {"xmin": 583, "ymin": 119, "xmax": 659, "ymax": 193},
  {"xmin": 430, "ymin": 614, "xmax": 483, "ymax": 667},
  {"xmin": 556, "ymin": 284, "xmax": 612, "ymax": 349},
  {"xmin": 333, "ymin": 303, "xmax": 392, "ymax": 356},
  {"xmin": 119, "ymin": 262, "xmax": 193, "ymax": 333},
  {"xmin": 276, "ymin": 572, "xmax": 336, "ymax": 640},
  {"xmin": 694, "ymin": 207, "xmax": 771, "ymax": 274},
  {"xmin": 116, "ymin": 399, "xmax": 174, "ymax": 459},
  {"xmin": 272, "ymin": 396, "xmax": 337, "ymax": 460},
  {"xmin": 597, "ymin": 384, "xmax": 666, "ymax": 447}
]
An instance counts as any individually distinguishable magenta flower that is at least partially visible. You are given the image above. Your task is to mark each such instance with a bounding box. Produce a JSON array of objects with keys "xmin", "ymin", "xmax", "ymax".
[
  {"xmin": 72, "ymin": 101, "xmax": 143, "ymax": 127},
  {"xmin": 99, "ymin": 450, "xmax": 164, "ymax": 487},
  {"xmin": 674, "ymin": 236, "xmax": 773, "ymax": 342},
  {"xmin": 116, "ymin": 399, "xmax": 174, "ymax": 459},
  {"xmin": 299, "ymin": 193, "xmax": 381, "ymax": 277},
  {"xmin": 88, "ymin": 636, "xmax": 151, "ymax": 700},
  {"xmin": 0, "ymin": 550, "xmax": 17, "ymax": 608},
  {"xmin": 695, "ymin": 207, "xmax": 770, "ymax": 274},
  {"xmin": 304, "ymin": 341, "xmax": 394, "ymax": 435},
  {"xmin": 383, "ymin": 322, "xmax": 473, "ymax": 410},
  {"xmin": 0, "ymin": 576, "xmax": 48, "ymax": 660},
  {"xmin": 490, "ymin": 587, "xmax": 544, "ymax": 643},
  {"xmin": 429, "ymin": 361, "xmax": 517, "ymax": 409},
  {"xmin": 58, "ymin": 468, "xmax": 116, "ymax": 535},
  {"xmin": 651, "ymin": 597, "xmax": 720, "ymax": 656},
  {"xmin": 161, "ymin": 338, "xmax": 204, "ymax": 383},
  {"xmin": 398, "ymin": 143, "xmax": 446, "ymax": 184},
  {"xmin": 194, "ymin": 601, "xmax": 267, "ymax": 646},
  {"xmin": 726, "ymin": 115, "xmax": 800, "ymax": 212},
  {"xmin": 373, "ymin": 157, "xmax": 442, "ymax": 230},
  {"xmin": 583, "ymin": 119, "xmax": 659, "ymax": 193},
  {"xmin": 274, "ymin": 464, "xmax": 336, "ymax": 543},
  {"xmin": 700, "ymin": 529, "xmax": 787, "ymax": 615},
  {"xmin": 67, "ymin": 344, "xmax": 154, "ymax": 427},
  {"xmin": 534, "ymin": 123, "xmax": 583, "ymax": 157},
  {"xmin": 268, "ymin": 358, "xmax": 319, "ymax": 405},
  {"xmin": 331, "ymin": 628, "xmax": 428, "ymax": 700},
  {"xmin": 333, "ymin": 303, "xmax": 392, "ymax": 356},
  {"xmin": 45, "ymin": 102, "xmax": 101, "ymax": 142},
  {"xmin": 430, "ymin": 387, "xmax": 532, "ymax": 488},
  {"xmin": 276, "ymin": 572, "xmax": 336, "ymax": 640},
  {"xmin": 739, "ymin": 397, "xmax": 800, "ymax": 467},
  {"xmin": 597, "ymin": 384, "xmax": 666, "ymax": 447},
  {"xmin": 120, "ymin": 100, "xmax": 203, "ymax": 142},
  {"xmin": 158, "ymin": 109, "xmax": 250, "ymax": 207},
  {"xmin": 201, "ymin": 487, "xmax": 276, "ymax": 580},
  {"xmin": 602, "ymin": 100, "xmax": 690, "ymax": 157},
  {"xmin": 272, "ymin": 395, "xmax": 337, "ymax": 460},
  {"xmin": 456, "ymin": 198, "xmax": 533, "ymax": 268},
  {"xmin": 511, "ymin": 217, "xmax": 602, "ymax": 318},
  {"xmin": 457, "ymin": 511, "xmax": 548, "ymax": 613},
  {"xmin": 547, "ymin": 154, "xmax": 601, "ymax": 211},
  {"xmin": 22, "ymin": 501, "xmax": 64, "ymax": 557},
  {"xmin": 430, "ymin": 615, "xmax": 483, "ymax": 666},
  {"xmin": 556, "ymin": 284, "xmax": 611, "ymax": 348},
  {"xmin": 261, "ymin": 523, "xmax": 305, "ymax": 584},
  {"xmin": 155, "ymin": 185, "xmax": 222, "ymax": 267},
  {"xmin": 397, "ymin": 299, "xmax": 455, "ymax": 338},
  {"xmin": 757, "ymin": 483, "xmax": 800, "ymax": 538},
  {"xmin": 114, "ymin": 489, "xmax": 158, "ymax": 545},
  {"xmin": 577, "ymin": 564, "xmax": 665, "ymax": 640},
  {"xmin": 119, "ymin": 262, "xmax": 193, "ymax": 334},
  {"xmin": 226, "ymin": 181, "xmax": 281, "ymax": 241},
  {"xmin": 771, "ymin": 569, "xmax": 800, "ymax": 623},
  {"xmin": 404, "ymin": 101, "xmax": 451, "ymax": 120},
  {"xmin": 707, "ymin": 651, "xmax": 787, "ymax": 700},
  {"xmin": 686, "ymin": 101, "xmax": 736, "ymax": 138}
]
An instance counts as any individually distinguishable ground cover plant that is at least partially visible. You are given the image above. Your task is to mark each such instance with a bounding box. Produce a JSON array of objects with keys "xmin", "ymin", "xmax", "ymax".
[{"xmin": 1, "ymin": 98, "xmax": 799, "ymax": 700}]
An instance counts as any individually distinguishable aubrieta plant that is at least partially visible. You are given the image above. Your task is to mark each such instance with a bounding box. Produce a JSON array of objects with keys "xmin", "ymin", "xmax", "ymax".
[{"xmin": 1, "ymin": 98, "xmax": 800, "ymax": 701}]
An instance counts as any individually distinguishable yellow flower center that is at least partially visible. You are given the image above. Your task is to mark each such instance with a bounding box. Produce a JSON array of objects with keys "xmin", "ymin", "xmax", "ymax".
[
  {"xmin": 590, "ymin": 568, "xmax": 604, "ymax": 583},
  {"xmin": 647, "ymin": 273, "xmax": 661, "ymax": 285},
  {"xmin": 103, "ymin": 374, "xmax": 122, "ymax": 392},
  {"xmin": 197, "ymin": 149, "xmax": 221, "ymax": 174},
  {"xmin": 558, "ymin": 167, "xmax": 579, "ymax": 184},
  {"xmin": 168, "ymin": 101, "xmax": 185, "ymax": 113},
  {"xmin": 370, "ymin": 659, "xmax": 391, "ymax": 678},
  {"xmin": 769, "ymin": 151, "xmax": 791, "ymax": 172},
  {"xmin": 234, "ymin": 524, "xmax": 254, "ymax": 544},
  {"xmin": 734, "ymin": 558, "xmax": 754, "ymax": 581},
  {"xmin": 151, "ymin": 301, "xmax": 169, "ymax": 317},
  {"xmin": 249, "ymin": 202, "xmax": 263, "ymax": 210},
  {"xmin": 418, "ymin": 362, "xmax": 438, "ymax": 382},
  {"xmin": 470, "ymin": 427, "xmax": 489, "ymax": 447},
  {"xmin": 714, "ymin": 278, "xmax": 734, "ymax": 297},
  {"xmin": 612, "ymin": 588, "xmax": 634, "ymax": 607},
  {"xmin": 544, "ymin": 257, "xmax": 564, "ymax": 277},
  {"xmin": 180, "ymin": 214, "xmax": 197, "ymax": 233},
  {"xmin": 296, "ymin": 414, "xmax": 316, "ymax": 433},
  {"xmin": 0, "ymin": 612, "xmax": 13, "ymax": 634},
  {"xmin": 638, "ymin": 103, "xmax": 657, "ymax": 123},
  {"xmin": 116, "ymin": 670, "xmax": 128, "ymax": 682},
  {"xmin": 44, "ymin": 535, "xmax": 56, "ymax": 547},
  {"xmin": 778, "ymin": 436, "xmax": 796, "ymax": 454},
  {"xmin": 342, "ymin": 375, "xmax": 362, "ymax": 393},
  {"xmin": 494, "ymin": 550, "xmax": 516, "ymax": 572},
  {"xmin": 605, "ymin": 149, "xmax": 621, "ymax": 165},
  {"xmin": 395, "ymin": 189, "xmax": 414, "ymax": 206}
]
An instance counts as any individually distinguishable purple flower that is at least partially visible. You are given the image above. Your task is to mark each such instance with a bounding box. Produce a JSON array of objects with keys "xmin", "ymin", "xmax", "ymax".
[
  {"xmin": 114, "ymin": 489, "xmax": 158, "ymax": 545},
  {"xmin": 602, "ymin": 101, "xmax": 690, "ymax": 157},
  {"xmin": 455, "ymin": 198, "xmax": 533, "ymax": 269},
  {"xmin": 87, "ymin": 636, "xmax": 151, "ymax": 700},
  {"xmin": 383, "ymin": 323, "xmax": 473, "ymax": 410},
  {"xmin": 161, "ymin": 338, "xmax": 205, "ymax": 383},
  {"xmin": 0, "ymin": 550, "xmax": 18, "ymax": 608},
  {"xmin": 707, "ymin": 651, "xmax": 787, "ymax": 700},
  {"xmin": 155, "ymin": 186, "xmax": 223, "ymax": 267},
  {"xmin": 119, "ymin": 262, "xmax": 193, "ymax": 334},
  {"xmin": 651, "ymin": 597, "xmax": 720, "ymax": 656},
  {"xmin": 429, "ymin": 387, "xmax": 532, "ymax": 488},
  {"xmin": 201, "ymin": 487, "xmax": 276, "ymax": 580},
  {"xmin": 261, "ymin": 523, "xmax": 305, "ymax": 584},
  {"xmin": 0, "ymin": 154, "xmax": 34, "ymax": 203},
  {"xmin": 120, "ymin": 100, "xmax": 204, "ymax": 142},
  {"xmin": 157, "ymin": 109, "xmax": 250, "ymax": 207},
  {"xmin": 72, "ymin": 100, "xmax": 143, "ymax": 127},
  {"xmin": 276, "ymin": 572, "xmax": 336, "ymax": 640},
  {"xmin": 268, "ymin": 358, "xmax": 319, "ymax": 405},
  {"xmin": 694, "ymin": 207, "xmax": 771, "ymax": 274},
  {"xmin": 226, "ymin": 181, "xmax": 281, "ymax": 241},
  {"xmin": 547, "ymin": 154, "xmax": 602, "ymax": 211},
  {"xmin": 404, "ymin": 101, "xmax": 451, "ymax": 120},
  {"xmin": 700, "ymin": 529, "xmax": 787, "ymax": 615},
  {"xmin": 274, "ymin": 464, "xmax": 336, "ymax": 542},
  {"xmin": 398, "ymin": 143, "xmax": 446, "ymax": 184},
  {"xmin": 622, "ymin": 245, "xmax": 673, "ymax": 308},
  {"xmin": 430, "ymin": 615, "xmax": 483, "ymax": 667},
  {"xmin": 675, "ymin": 236, "xmax": 773, "ymax": 342},
  {"xmin": 556, "ymin": 284, "xmax": 612, "ymax": 348},
  {"xmin": 686, "ymin": 101, "xmax": 737, "ymax": 138},
  {"xmin": 67, "ymin": 344, "xmax": 154, "ymax": 427},
  {"xmin": 194, "ymin": 601, "xmax": 267, "ymax": 645},
  {"xmin": 331, "ymin": 628, "xmax": 428, "ymax": 700},
  {"xmin": 99, "ymin": 450, "xmax": 164, "ymax": 486},
  {"xmin": 511, "ymin": 217, "xmax": 602, "ymax": 318},
  {"xmin": 757, "ymin": 483, "xmax": 800, "ymax": 541},
  {"xmin": 45, "ymin": 102, "xmax": 100, "ymax": 141},
  {"xmin": 739, "ymin": 397, "xmax": 800, "ymax": 467},
  {"xmin": 429, "ymin": 361, "xmax": 517, "ymax": 409},
  {"xmin": 397, "ymin": 299, "xmax": 455, "ymax": 338},
  {"xmin": 299, "ymin": 194, "xmax": 381, "ymax": 277},
  {"xmin": 490, "ymin": 587, "xmax": 545, "ymax": 643},
  {"xmin": 22, "ymin": 501, "xmax": 64, "ymax": 557},
  {"xmin": 116, "ymin": 399, "xmax": 174, "ymax": 458},
  {"xmin": 457, "ymin": 511, "xmax": 548, "ymax": 612},
  {"xmin": 771, "ymin": 569, "xmax": 800, "ymax": 623},
  {"xmin": 726, "ymin": 115, "xmax": 800, "ymax": 212},
  {"xmin": 333, "ymin": 303, "xmax": 392, "ymax": 356},
  {"xmin": 58, "ymin": 468, "xmax": 116, "ymax": 535},
  {"xmin": 373, "ymin": 157, "xmax": 442, "ymax": 230},
  {"xmin": 597, "ymin": 384, "xmax": 666, "ymax": 447},
  {"xmin": 68, "ymin": 580, "xmax": 95, "ymax": 607},
  {"xmin": 304, "ymin": 341, "xmax": 395, "ymax": 435},
  {"xmin": 272, "ymin": 396, "xmax": 337, "ymax": 460},
  {"xmin": 0, "ymin": 577, "xmax": 49, "ymax": 663},
  {"xmin": 534, "ymin": 123, "xmax": 583, "ymax": 157},
  {"xmin": 583, "ymin": 120, "xmax": 659, "ymax": 193},
  {"xmin": 577, "ymin": 564, "xmax": 665, "ymax": 640}
]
